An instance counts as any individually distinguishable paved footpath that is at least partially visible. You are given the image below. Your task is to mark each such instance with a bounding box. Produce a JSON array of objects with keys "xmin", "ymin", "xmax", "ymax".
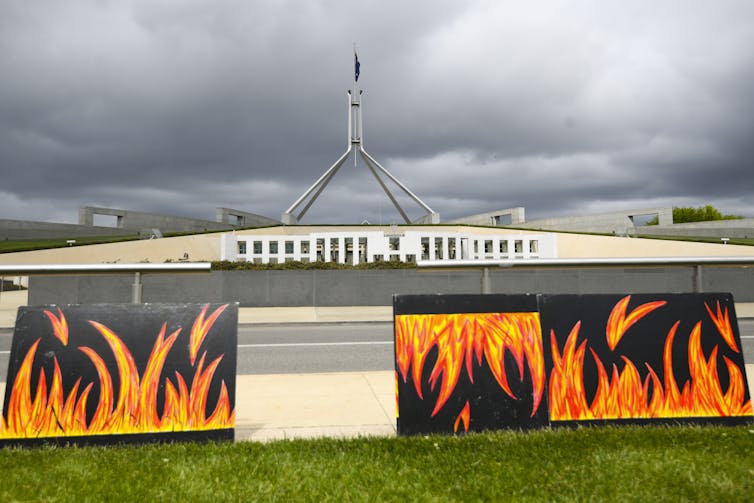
[{"xmin": 2, "ymin": 290, "xmax": 754, "ymax": 442}]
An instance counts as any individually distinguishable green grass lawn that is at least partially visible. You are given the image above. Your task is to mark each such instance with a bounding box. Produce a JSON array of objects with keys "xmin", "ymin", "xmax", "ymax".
[
  {"xmin": 0, "ymin": 236, "xmax": 139, "ymax": 254},
  {"xmin": 1, "ymin": 425, "xmax": 753, "ymax": 501}
]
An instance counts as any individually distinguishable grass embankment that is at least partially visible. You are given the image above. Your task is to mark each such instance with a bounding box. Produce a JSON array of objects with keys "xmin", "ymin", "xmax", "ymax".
[
  {"xmin": 0, "ymin": 236, "xmax": 139, "ymax": 254},
  {"xmin": 1, "ymin": 425, "xmax": 753, "ymax": 501}
]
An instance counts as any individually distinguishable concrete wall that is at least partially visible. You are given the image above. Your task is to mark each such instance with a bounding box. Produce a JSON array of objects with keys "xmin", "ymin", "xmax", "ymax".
[
  {"xmin": 518, "ymin": 207, "xmax": 673, "ymax": 234},
  {"xmin": 79, "ymin": 206, "xmax": 232, "ymax": 234},
  {"xmin": 446, "ymin": 207, "xmax": 526, "ymax": 226},
  {"xmin": 215, "ymin": 208, "xmax": 281, "ymax": 227},
  {"xmin": 637, "ymin": 219, "xmax": 754, "ymax": 239},
  {"xmin": 28, "ymin": 264, "xmax": 754, "ymax": 306},
  {"xmin": 0, "ymin": 218, "xmax": 136, "ymax": 241}
]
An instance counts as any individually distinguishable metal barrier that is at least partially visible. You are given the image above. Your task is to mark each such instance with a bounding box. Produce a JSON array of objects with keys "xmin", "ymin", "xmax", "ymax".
[
  {"xmin": 0, "ymin": 263, "xmax": 211, "ymax": 303},
  {"xmin": 417, "ymin": 256, "xmax": 754, "ymax": 295}
]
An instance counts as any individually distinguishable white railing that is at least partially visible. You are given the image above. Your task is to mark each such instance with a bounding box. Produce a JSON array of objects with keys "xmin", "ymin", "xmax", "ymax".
[
  {"xmin": 417, "ymin": 256, "xmax": 754, "ymax": 294},
  {"xmin": 0, "ymin": 263, "xmax": 212, "ymax": 303}
]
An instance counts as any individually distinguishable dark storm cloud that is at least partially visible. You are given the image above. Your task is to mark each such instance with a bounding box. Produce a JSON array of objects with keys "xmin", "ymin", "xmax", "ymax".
[{"xmin": 1, "ymin": 0, "xmax": 753, "ymax": 225}]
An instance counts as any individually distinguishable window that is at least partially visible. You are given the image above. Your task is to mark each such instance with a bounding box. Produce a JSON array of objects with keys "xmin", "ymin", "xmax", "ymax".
[
  {"xmin": 484, "ymin": 240, "xmax": 493, "ymax": 254},
  {"xmin": 389, "ymin": 237, "xmax": 400, "ymax": 251},
  {"xmin": 514, "ymin": 240, "xmax": 523, "ymax": 254},
  {"xmin": 301, "ymin": 241, "xmax": 310, "ymax": 254},
  {"xmin": 529, "ymin": 240, "xmax": 539, "ymax": 253},
  {"xmin": 435, "ymin": 238, "xmax": 443, "ymax": 259},
  {"xmin": 316, "ymin": 238, "xmax": 325, "ymax": 261},
  {"xmin": 238, "ymin": 241, "xmax": 247, "ymax": 254},
  {"xmin": 448, "ymin": 240, "xmax": 456, "ymax": 259},
  {"xmin": 285, "ymin": 240, "xmax": 294, "ymax": 254},
  {"xmin": 359, "ymin": 237, "xmax": 367, "ymax": 262},
  {"xmin": 500, "ymin": 240, "xmax": 508, "ymax": 254},
  {"xmin": 421, "ymin": 237, "xmax": 430, "ymax": 260},
  {"xmin": 330, "ymin": 239, "xmax": 339, "ymax": 262},
  {"xmin": 253, "ymin": 241, "xmax": 263, "ymax": 254},
  {"xmin": 270, "ymin": 241, "xmax": 278, "ymax": 254}
]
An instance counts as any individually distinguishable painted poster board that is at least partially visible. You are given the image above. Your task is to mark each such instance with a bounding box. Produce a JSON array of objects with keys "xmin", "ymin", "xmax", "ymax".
[
  {"xmin": 1, "ymin": 303, "xmax": 237, "ymax": 446},
  {"xmin": 394, "ymin": 294, "xmax": 549, "ymax": 435},
  {"xmin": 394, "ymin": 293, "xmax": 753, "ymax": 435}
]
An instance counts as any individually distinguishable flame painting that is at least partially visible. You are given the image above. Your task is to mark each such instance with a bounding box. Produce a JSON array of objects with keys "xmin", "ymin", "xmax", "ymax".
[
  {"xmin": 394, "ymin": 293, "xmax": 753, "ymax": 436},
  {"xmin": 1, "ymin": 303, "xmax": 238, "ymax": 446},
  {"xmin": 393, "ymin": 294, "xmax": 548, "ymax": 435},
  {"xmin": 543, "ymin": 294, "xmax": 752, "ymax": 423}
]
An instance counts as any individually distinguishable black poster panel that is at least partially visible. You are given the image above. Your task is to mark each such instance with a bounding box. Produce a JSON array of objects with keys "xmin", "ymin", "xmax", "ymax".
[
  {"xmin": 539, "ymin": 293, "xmax": 753, "ymax": 425},
  {"xmin": 394, "ymin": 294, "xmax": 549, "ymax": 435},
  {"xmin": 1, "ymin": 303, "xmax": 238, "ymax": 446}
]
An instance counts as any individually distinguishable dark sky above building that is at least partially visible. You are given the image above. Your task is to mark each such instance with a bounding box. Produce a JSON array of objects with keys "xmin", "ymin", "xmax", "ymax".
[{"xmin": 1, "ymin": 1, "xmax": 753, "ymax": 225}]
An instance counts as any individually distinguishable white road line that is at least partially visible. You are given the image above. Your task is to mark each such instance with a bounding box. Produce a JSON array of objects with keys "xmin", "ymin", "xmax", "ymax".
[{"xmin": 239, "ymin": 341, "xmax": 393, "ymax": 348}]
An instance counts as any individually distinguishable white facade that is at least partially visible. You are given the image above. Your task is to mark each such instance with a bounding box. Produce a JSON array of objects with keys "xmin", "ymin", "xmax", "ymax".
[{"xmin": 220, "ymin": 229, "xmax": 557, "ymax": 264}]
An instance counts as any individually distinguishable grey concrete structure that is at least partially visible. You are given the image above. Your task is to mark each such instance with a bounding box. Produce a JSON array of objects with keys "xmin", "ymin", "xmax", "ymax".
[
  {"xmin": 28, "ymin": 263, "xmax": 754, "ymax": 306},
  {"xmin": 1, "ymin": 206, "xmax": 279, "ymax": 242},
  {"xmin": 446, "ymin": 207, "xmax": 526, "ymax": 227},
  {"xmin": 78, "ymin": 206, "xmax": 234, "ymax": 234},
  {"xmin": 636, "ymin": 218, "xmax": 754, "ymax": 239},
  {"xmin": 215, "ymin": 208, "xmax": 280, "ymax": 227},
  {"xmin": 515, "ymin": 207, "xmax": 673, "ymax": 234},
  {"xmin": 0, "ymin": 218, "xmax": 135, "ymax": 241}
]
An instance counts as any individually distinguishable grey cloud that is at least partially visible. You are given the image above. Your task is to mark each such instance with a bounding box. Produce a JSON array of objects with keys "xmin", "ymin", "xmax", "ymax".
[{"xmin": 1, "ymin": 0, "xmax": 753, "ymax": 225}]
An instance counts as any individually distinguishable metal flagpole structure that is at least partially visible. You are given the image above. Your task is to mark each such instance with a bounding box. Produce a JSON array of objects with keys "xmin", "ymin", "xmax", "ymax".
[{"xmin": 281, "ymin": 48, "xmax": 439, "ymax": 225}]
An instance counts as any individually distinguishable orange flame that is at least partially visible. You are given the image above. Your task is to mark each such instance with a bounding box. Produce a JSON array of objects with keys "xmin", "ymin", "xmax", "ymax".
[
  {"xmin": 453, "ymin": 401, "xmax": 471, "ymax": 433},
  {"xmin": 549, "ymin": 299, "xmax": 753, "ymax": 421},
  {"xmin": 605, "ymin": 296, "xmax": 666, "ymax": 351},
  {"xmin": 395, "ymin": 312, "xmax": 545, "ymax": 421},
  {"xmin": 705, "ymin": 301, "xmax": 738, "ymax": 353},
  {"xmin": 190, "ymin": 304, "xmax": 228, "ymax": 366},
  {"xmin": 44, "ymin": 308, "xmax": 68, "ymax": 346},
  {"xmin": 0, "ymin": 305, "xmax": 234, "ymax": 439}
]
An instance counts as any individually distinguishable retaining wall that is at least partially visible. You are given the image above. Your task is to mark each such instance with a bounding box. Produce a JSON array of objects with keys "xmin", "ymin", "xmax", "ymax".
[{"xmin": 28, "ymin": 265, "xmax": 754, "ymax": 306}]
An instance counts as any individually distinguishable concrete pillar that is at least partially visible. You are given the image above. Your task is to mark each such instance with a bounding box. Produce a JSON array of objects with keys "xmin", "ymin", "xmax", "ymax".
[
  {"xmin": 132, "ymin": 272, "xmax": 142, "ymax": 303},
  {"xmin": 481, "ymin": 268, "xmax": 492, "ymax": 294}
]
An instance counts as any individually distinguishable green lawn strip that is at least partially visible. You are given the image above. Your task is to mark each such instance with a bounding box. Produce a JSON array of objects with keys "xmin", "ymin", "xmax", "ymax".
[
  {"xmin": 1, "ymin": 425, "xmax": 753, "ymax": 501},
  {"xmin": 0, "ymin": 236, "xmax": 139, "ymax": 253}
]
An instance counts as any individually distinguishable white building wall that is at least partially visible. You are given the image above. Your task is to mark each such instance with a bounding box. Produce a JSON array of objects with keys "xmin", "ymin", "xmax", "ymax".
[{"xmin": 220, "ymin": 230, "xmax": 557, "ymax": 264}]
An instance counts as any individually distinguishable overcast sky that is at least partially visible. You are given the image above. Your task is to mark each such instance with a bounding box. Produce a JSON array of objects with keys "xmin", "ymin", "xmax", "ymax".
[{"xmin": 1, "ymin": 0, "xmax": 753, "ymax": 226}]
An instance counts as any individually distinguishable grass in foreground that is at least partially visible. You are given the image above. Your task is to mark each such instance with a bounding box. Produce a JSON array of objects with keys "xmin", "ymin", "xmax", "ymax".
[{"xmin": 1, "ymin": 425, "xmax": 753, "ymax": 501}]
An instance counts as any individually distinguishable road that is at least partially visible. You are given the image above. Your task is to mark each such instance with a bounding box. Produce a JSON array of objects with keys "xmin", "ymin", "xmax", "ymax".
[{"xmin": 1, "ymin": 320, "xmax": 753, "ymax": 377}]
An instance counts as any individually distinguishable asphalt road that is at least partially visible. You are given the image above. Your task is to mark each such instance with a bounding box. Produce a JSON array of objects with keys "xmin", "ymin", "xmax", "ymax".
[{"xmin": 1, "ymin": 320, "xmax": 753, "ymax": 377}]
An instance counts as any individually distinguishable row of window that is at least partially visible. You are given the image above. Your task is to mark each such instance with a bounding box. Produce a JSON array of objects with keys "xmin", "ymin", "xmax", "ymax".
[{"xmin": 234, "ymin": 235, "xmax": 543, "ymax": 263}]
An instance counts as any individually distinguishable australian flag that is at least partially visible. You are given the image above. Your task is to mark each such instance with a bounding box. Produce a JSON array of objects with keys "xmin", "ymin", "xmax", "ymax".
[{"xmin": 355, "ymin": 52, "xmax": 360, "ymax": 82}]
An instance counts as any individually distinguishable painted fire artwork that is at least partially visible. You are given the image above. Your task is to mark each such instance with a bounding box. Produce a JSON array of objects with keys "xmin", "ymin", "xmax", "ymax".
[
  {"xmin": 541, "ymin": 294, "xmax": 753, "ymax": 423},
  {"xmin": 394, "ymin": 311, "xmax": 549, "ymax": 435},
  {"xmin": 1, "ymin": 303, "xmax": 238, "ymax": 445},
  {"xmin": 394, "ymin": 293, "xmax": 753, "ymax": 435}
]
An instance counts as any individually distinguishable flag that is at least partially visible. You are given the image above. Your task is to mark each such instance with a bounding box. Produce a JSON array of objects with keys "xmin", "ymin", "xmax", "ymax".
[{"xmin": 354, "ymin": 52, "xmax": 360, "ymax": 82}]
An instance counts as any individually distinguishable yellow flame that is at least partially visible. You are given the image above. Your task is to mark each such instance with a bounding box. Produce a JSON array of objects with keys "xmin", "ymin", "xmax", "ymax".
[
  {"xmin": 705, "ymin": 301, "xmax": 738, "ymax": 353},
  {"xmin": 44, "ymin": 308, "xmax": 68, "ymax": 346},
  {"xmin": 395, "ymin": 312, "xmax": 544, "ymax": 421},
  {"xmin": 605, "ymin": 296, "xmax": 666, "ymax": 351},
  {"xmin": 549, "ymin": 299, "xmax": 753, "ymax": 421},
  {"xmin": 453, "ymin": 401, "xmax": 471, "ymax": 433}
]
